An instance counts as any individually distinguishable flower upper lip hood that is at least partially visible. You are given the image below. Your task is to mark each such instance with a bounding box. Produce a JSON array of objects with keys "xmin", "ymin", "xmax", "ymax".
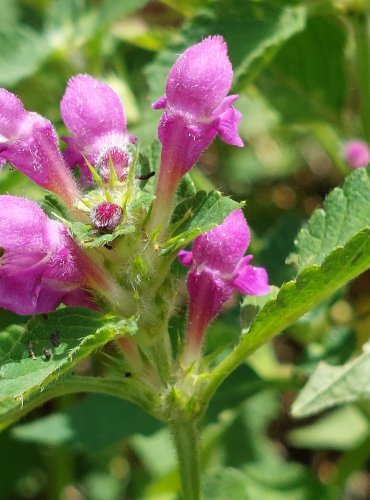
[
  {"xmin": 156, "ymin": 35, "xmax": 233, "ymax": 116},
  {"xmin": 0, "ymin": 89, "xmax": 80, "ymax": 206},
  {"xmin": 179, "ymin": 209, "xmax": 270, "ymax": 297},
  {"xmin": 61, "ymin": 74, "xmax": 136, "ymax": 183},
  {"xmin": 0, "ymin": 195, "xmax": 91, "ymax": 315},
  {"xmin": 191, "ymin": 208, "xmax": 251, "ymax": 275},
  {"xmin": 152, "ymin": 35, "xmax": 243, "ymax": 174}
]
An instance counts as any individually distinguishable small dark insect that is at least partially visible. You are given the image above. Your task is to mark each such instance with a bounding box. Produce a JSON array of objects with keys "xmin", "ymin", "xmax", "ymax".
[
  {"xmin": 50, "ymin": 331, "xmax": 60, "ymax": 347},
  {"xmin": 136, "ymin": 171, "xmax": 155, "ymax": 181},
  {"xmin": 28, "ymin": 340, "xmax": 36, "ymax": 360},
  {"xmin": 43, "ymin": 348, "xmax": 52, "ymax": 361},
  {"xmin": 103, "ymin": 243, "xmax": 113, "ymax": 250},
  {"xmin": 124, "ymin": 372, "xmax": 132, "ymax": 378}
]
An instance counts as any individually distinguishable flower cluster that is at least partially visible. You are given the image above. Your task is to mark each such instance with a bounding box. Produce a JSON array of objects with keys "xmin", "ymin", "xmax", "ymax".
[{"xmin": 0, "ymin": 35, "xmax": 269, "ymax": 361}]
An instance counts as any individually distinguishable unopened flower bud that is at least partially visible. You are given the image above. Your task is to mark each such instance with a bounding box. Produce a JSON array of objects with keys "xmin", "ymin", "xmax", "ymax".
[
  {"xmin": 96, "ymin": 145, "xmax": 130, "ymax": 182},
  {"xmin": 91, "ymin": 201, "xmax": 123, "ymax": 232},
  {"xmin": 343, "ymin": 140, "xmax": 370, "ymax": 168}
]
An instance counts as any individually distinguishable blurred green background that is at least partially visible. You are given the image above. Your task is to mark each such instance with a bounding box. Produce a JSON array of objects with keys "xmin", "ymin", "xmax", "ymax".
[{"xmin": 1, "ymin": 0, "xmax": 370, "ymax": 498}]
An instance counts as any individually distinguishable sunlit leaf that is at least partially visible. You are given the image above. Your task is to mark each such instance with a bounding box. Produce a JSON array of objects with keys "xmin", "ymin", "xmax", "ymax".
[
  {"xmin": 292, "ymin": 341, "xmax": 370, "ymax": 417},
  {"xmin": 146, "ymin": 0, "xmax": 306, "ymax": 101},
  {"xmin": 0, "ymin": 308, "xmax": 135, "ymax": 401}
]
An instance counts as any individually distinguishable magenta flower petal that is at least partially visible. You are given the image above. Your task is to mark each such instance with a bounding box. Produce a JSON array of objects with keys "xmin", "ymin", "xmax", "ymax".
[
  {"xmin": 216, "ymin": 105, "xmax": 243, "ymax": 147},
  {"xmin": 178, "ymin": 249, "xmax": 193, "ymax": 267},
  {"xmin": 61, "ymin": 74, "xmax": 127, "ymax": 149},
  {"xmin": 192, "ymin": 209, "xmax": 250, "ymax": 274},
  {"xmin": 62, "ymin": 289, "xmax": 98, "ymax": 310},
  {"xmin": 343, "ymin": 140, "xmax": 370, "ymax": 168},
  {"xmin": 0, "ymin": 90, "xmax": 80, "ymax": 205},
  {"xmin": 166, "ymin": 35, "xmax": 233, "ymax": 117},
  {"xmin": 0, "ymin": 88, "xmax": 27, "ymax": 139},
  {"xmin": 0, "ymin": 196, "xmax": 89, "ymax": 315},
  {"xmin": 153, "ymin": 36, "xmax": 243, "ymax": 178},
  {"xmin": 148, "ymin": 36, "xmax": 244, "ymax": 233},
  {"xmin": 180, "ymin": 209, "xmax": 270, "ymax": 361},
  {"xmin": 61, "ymin": 74, "xmax": 133, "ymax": 182},
  {"xmin": 152, "ymin": 36, "xmax": 243, "ymax": 189},
  {"xmin": 152, "ymin": 95, "xmax": 167, "ymax": 110},
  {"xmin": 231, "ymin": 256, "xmax": 270, "ymax": 295},
  {"xmin": 187, "ymin": 268, "xmax": 233, "ymax": 334},
  {"xmin": 211, "ymin": 95, "xmax": 239, "ymax": 118},
  {"xmin": 158, "ymin": 113, "xmax": 218, "ymax": 173}
]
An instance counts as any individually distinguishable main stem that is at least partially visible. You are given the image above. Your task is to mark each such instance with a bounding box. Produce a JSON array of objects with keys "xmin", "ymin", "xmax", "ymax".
[{"xmin": 171, "ymin": 418, "xmax": 201, "ymax": 500}]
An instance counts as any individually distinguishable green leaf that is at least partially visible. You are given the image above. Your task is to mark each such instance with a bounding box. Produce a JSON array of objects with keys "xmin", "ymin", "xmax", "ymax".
[
  {"xmin": 287, "ymin": 406, "xmax": 369, "ymax": 451},
  {"xmin": 0, "ymin": 308, "xmax": 133, "ymax": 401},
  {"xmin": 98, "ymin": 0, "xmax": 151, "ymax": 27},
  {"xmin": 203, "ymin": 463, "xmax": 331, "ymax": 500},
  {"xmin": 135, "ymin": 140, "xmax": 161, "ymax": 189},
  {"xmin": 131, "ymin": 427, "xmax": 176, "ymax": 477},
  {"xmin": 12, "ymin": 394, "xmax": 161, "ymax": 451},
  {"xmin": 291, "ymin": 167, "xmax": 370, "ymax": 272},
  {"xmin": 202, "ymin": 468, "xmax": 249, "ymax": 499},
  {"xmin": 176, "ymin": 173, "xmax": 197, "ymax": 202},
  {"xmin": 0, "ymin": 0, "xmax": 18, "ymax": 29},
  {"xmin": 0, "ymin": 432, "xmax": 43, "ymax": 499},
  {"xmin": 41, "ymin": 193, "xmax": 73, "ymax": 223},
  {"xmin": 241, "ymin": 286, "xmax": 279, "ymax": 331},
  {"xmin": 0, "ymin": 26, "xmax": 50, "ymax": 86},
  {"xmin": 146, "ymin": 0, "xmax": 306, "ymax": 101},
  {"xmin": 242, "ymin": 461, "xmax": 332, "ymax": 500},
  {"xmin": 160, "ymin": 191, "xmax": 240, "ymax": 255},
  {"xmin": 292, "ymin": 341, "xmax": 370, "ymax": 418},
  {"xmin": 239, "ymin": 230, "xmax": 370, "ymax": 362},
  {"xmin": 70, "ymin": 220, "xmax": 136, "ymax": 248},
  {"xmin": 259, "ymin": 17, "xmax": 346, "ymax": 123}
]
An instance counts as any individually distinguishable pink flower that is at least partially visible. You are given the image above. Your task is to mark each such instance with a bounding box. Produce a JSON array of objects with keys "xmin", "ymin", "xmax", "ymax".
[
  {"xmin": 0, "ymin": 89, "xmax": 80, "ymax": 207},
  {"xmin": 343, "ymin": 140, "xmax": 370, "ymax": 168},
  {"xmin": 0, "ymin": 196, "xmax": 92, "ymax": 315},
  {"xmin": 147, "ymin": 36, "xmax": 243, "ymax": 233},
  {"xmin": 61, "ymin": 74, "xmax": 136, "ymax": 184},
  {"xmin": 179, "ymin": 209, "xmax": 269, "ymax": 363},
  {"xmin": 153, "ymin": 35, "xmax": 243, "ymax": 174}
]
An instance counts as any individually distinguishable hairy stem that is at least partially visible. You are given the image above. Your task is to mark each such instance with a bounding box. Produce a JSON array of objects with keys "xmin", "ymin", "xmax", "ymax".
[{"xmin": 171, "ymin": 418, "xmax": 201, "ymax": 500}]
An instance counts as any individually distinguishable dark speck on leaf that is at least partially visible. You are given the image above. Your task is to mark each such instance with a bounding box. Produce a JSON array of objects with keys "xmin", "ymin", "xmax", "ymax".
[
  {"xmin": 50, "ymin": 331, "xmax": 60, "ymax": 347},
  {"xmin": 43, "ymin": 349, "xmax": 52, "ymax": 361}
]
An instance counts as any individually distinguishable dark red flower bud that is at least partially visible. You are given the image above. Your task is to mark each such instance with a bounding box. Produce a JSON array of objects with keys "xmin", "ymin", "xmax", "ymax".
[{"xmin": 91, "ymin": 201, "xmax": 123, "ymax": 232}]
